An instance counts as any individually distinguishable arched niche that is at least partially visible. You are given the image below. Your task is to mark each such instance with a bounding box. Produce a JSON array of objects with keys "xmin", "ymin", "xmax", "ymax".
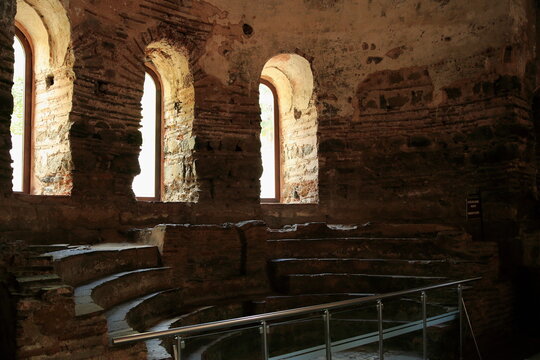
[
  {"xmin": 261, "ymin": 53, "xmax": 319, "ymax": 203},
  {"xmin": 145, "ymin": 40, "xmax": 198, "ymax": 202},
  {"xmin": 15, "ymin": 0, "xmax": 74, "ymax": 195}
]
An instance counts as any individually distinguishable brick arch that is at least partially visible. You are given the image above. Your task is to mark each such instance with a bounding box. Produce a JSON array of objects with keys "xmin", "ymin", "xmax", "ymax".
[
  {"xmin": 145, "ymin": 39, "xmax": 198, "ymax": 202},
  {"xmin": 261, "ymin": 53, "xmax": 319, "ymax": 204},
  {"xmin": 130, "ymin": 25, "xmax": 210, "ymax": 202}
]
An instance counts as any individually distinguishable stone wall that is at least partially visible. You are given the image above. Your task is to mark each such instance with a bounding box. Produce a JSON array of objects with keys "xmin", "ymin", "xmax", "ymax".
[
  {"xmin": 139, "ymin": 221, "xmax": 269, "ymax": 302},
  {"xmin": 0, "ymin": 0, "xmax": 537, "ymax": 267}
]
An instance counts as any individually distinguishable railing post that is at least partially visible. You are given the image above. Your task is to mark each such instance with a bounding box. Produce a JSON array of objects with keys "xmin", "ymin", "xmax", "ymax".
[
  {"xmin": 324, "ymin": 309, "xmax": 332, "ymax": 360},
  {"xmin": 377, "ymin": 299, "xmax": 384, "ymax": 360},
  {"xmin": 458, "ymin": 284, "xmax": 463, "ymax": 360},
  {"xmin": 173, "ymin": 336, "xmax": 183, "ymax": 360},
  {"xmin": 260, "ymin": 320, "xmax": 269, "ymax": 360},
  {"xmin": 421, "ymin": 291, "xmax": 427, "ymax": 360}
]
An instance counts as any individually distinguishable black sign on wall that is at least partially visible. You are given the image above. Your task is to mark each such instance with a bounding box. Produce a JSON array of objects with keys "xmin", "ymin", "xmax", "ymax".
[
  {"xmin": 466, "ymin": 193, "xmax": 482, "ymax": 220},
  {"xmin": 466, "ymin": 192, "xmax": 484, "ymax": 241}
]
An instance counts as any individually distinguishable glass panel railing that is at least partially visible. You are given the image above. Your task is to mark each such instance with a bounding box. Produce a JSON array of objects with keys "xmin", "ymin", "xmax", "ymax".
[
  {"xmin": 111, "ymin": 279, "xmax": 480, "ymax": 360},
  {"xmin": 381, "ymin": 296, "xmax": 423, "ymax": 359},
  {"xmin": 425, "ymin": 287, "xmax": 461, "ymax": 358},
  {"xmin": 175, "ymin": 326, "xmax": 262, "ymax": 360},
  {"xmin": 267, "ymin": 313, "xmax": 325, "ymax": 360},
  {"xmin": 329, "ymin": 302, "xmax": 380, "ymax": 358}
]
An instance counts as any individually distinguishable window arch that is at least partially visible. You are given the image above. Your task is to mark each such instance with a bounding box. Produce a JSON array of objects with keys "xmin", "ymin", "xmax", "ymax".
[
  {"xmin": 12, "ymin": 0, "xmax": 74, "ymax": 195},
  {"xmin": 134, "ymin": 40, "xmax": 198, "ymax": 203},
  {"xmin": 10, "ymin": 25, "xmax": 33, "ymax": 193},
  {"xmin": 260, "ymin": 54, "xmax": 319, "ymax": 203},
  {"xmin": 133, "ymin": 65, "xmax": 162, "ymax": 200}
]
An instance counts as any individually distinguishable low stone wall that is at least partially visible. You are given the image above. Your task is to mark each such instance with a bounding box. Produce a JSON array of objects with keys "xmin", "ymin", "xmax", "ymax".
[{"xmin": 139, "ymin": 220, "xmax": 270, "ymax": 302}]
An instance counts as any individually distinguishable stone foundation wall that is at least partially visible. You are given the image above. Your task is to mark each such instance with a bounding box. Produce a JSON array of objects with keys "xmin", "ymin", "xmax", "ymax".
[
  {"xmin": 0, "ymin": 0, "xmax": 536, "ymax": 278},
  {"xmin": 140, "ymin": 221, "xmax": 269, "ymax": 302}
]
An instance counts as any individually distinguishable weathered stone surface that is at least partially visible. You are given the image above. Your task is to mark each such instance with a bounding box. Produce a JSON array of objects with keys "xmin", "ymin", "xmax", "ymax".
[
  {"xmin": 139, "ymin": 221, "xmax": 269, "ymax": 296},
  {"xmin": 0, "ymin": 0, "xmax": 539, "ymax": 357}
]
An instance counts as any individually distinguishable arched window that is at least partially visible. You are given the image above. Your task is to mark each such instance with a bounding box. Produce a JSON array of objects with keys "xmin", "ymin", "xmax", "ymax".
[
  {"xmin": 138, "ymin": 40, "xmax": 198, "ymax": 203},
  {"xmin": 260, "ymin": 54, "xmax": 319, "ymax": 203},
  {"xmin": 10, "ymin": 25, "xmax": 33, "ymax": 193},
  {"xmin": 133, "ymin": 66, "xmax": 162, "ymax": 200},
  {"xmin": 259, "ymin": 80, "xmax": 280, "ymax": 202},
  {"xmin": 13, "ymin": 0, "xmax": 74, "ymax": 195}
]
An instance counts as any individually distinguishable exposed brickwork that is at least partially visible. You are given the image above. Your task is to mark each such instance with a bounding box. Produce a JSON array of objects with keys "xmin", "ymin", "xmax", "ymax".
[
  {"xmin": 140, "ymin": 221, "xmax": 269, "ymax": 301},
  {"xmin": 0, "ymin": 0, "xmax": 533, "ymax": 233},
  {"xmin": 16, "ymin": 286, "xmax": 108, "ymax": 359},
  {"xmin": 0, "ymin": 0, "xmax": 539, "ymax": 357}
]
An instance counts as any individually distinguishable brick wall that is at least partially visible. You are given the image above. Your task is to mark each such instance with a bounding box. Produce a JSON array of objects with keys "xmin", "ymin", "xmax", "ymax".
[
  {"xmin": 0, "ymin": 0, "xmax": 536, "ymax": 257},
  {"xmin": 140, "ymin": 221, "xmax": 269, "ymax": 303}
]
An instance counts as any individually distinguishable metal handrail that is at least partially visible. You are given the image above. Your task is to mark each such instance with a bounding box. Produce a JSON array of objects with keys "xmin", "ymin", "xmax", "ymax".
[{"xmin": 112, "ymin": 277, "xmax": 481, "ymax": 345}]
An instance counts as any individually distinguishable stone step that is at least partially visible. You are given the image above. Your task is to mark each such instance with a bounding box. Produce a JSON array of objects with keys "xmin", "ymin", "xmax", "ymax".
[
  {"xmin": 47, "ymin": 244, "xmax": 162, "ymax": 286},
  {"xmin": 282, "ymin": 273, "xmax": 448, "ymax": 295},
  {"xmin": 269, "ymin": 258, "xmax": 492, "ymax": 279},
  {"xmin": 16, "ymin": 273, "xmax": 63, "ymax": 289},
  {"xmin": 268, "ymin": 237, "xmax": 450, "ymax": 260},
  {"xmin": 126, "ymin": 288, "xmax": 183, "ymax": 331},
  {"xmin": 27, "ymin": 244, "xmax": 71, "ymax": 254},
  {"xmin": 148, "ymin": 302, "xmax": 251, "ymax": 359},
  {"xmin": 146, "ymin": 316, "xmax": 182, "ymax": 360},
  {"xmin": 14, "ymin": 265, "xmax": 55, "ymax": 277},
  {"xmin": 267, "ymin": 222, "xmax": 458, "ymax": 240},
  {"xmin": 269, "ymin": 237, "xmax": 497, "ymax": 262},
  {"xmin": 27, "ymin": 254, "xmax": 54, "ymax": 267},
  {"xmin": 74, "ymin": 267, "xmax": 173, "ymax": 312},
  {"xmin": 169, "ymin": 303, "xmax": 247, "ymax": 329},
  {"xmin": 145, "ymin": 303, "xmax": 254, "ymax": 360},
  {"xmin": 106, "ymin": 288, "xmax": 183, "ymax": 339}
]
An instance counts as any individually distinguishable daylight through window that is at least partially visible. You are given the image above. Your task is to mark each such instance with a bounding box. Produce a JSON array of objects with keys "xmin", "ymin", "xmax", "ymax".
[
  {"xmin": 133, "ymin": 71, "xmax": 160, "ymax": 199},
  {"xmin": 260, "ymin": 81, "xmax": 279, "ymax": 201},
  {"xmin": 10, "ymin": 32, "xmax": 30, "ymax": 193}
]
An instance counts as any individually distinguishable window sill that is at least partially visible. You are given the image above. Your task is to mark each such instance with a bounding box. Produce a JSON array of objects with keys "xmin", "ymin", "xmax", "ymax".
[
  {"xmin": 136, "ymin": 197, "xmax": 161, "ymax": 203},
  {"xmin": 261, "ymin": 202, "xmax": 319, "ymax": 206}
]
